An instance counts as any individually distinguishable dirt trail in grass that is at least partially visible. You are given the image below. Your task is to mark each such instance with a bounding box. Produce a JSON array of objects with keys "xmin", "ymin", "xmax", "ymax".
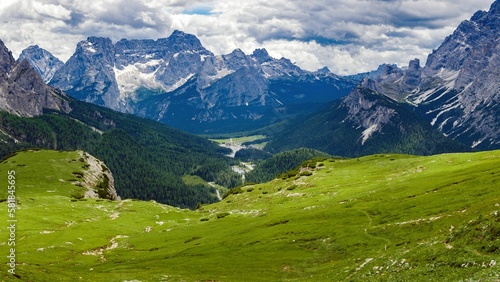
[{"xmin": 362, "ymin": 210, "xmax": 391, "ymax": 248}]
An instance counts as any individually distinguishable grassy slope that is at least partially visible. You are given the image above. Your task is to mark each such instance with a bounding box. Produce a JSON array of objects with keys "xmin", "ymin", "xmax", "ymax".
[{"xmin": 0, "ymin": 150, "xmax": 499, "ymax": 281}]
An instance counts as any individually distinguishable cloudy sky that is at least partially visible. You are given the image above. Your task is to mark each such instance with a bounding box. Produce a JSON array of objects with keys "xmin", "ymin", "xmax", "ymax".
[{"xmin": 0, "ymin": 0, "xmax": 494, "ymax": 75}]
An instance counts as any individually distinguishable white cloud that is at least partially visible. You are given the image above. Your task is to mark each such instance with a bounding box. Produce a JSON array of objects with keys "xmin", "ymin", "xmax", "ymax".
[
  {"xmin": 0, "ymin": 0, "xmax": 494, "ymax": 74},
  {"xmin": 33, "ymin": 2, "xmax": 71, "ymax": 20}
]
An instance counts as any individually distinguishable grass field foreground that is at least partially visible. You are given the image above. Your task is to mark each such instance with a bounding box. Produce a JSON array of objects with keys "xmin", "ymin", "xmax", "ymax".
[{"xmin": 0, "ymin": 149, "xmax": 499, "ymax": 281}]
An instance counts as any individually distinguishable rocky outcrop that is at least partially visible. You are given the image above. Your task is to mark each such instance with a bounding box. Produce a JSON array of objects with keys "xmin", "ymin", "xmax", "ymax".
[
  {"xmin": 78, "ymin": 151, "xmax": 120, "ymax": 201},
  {"xmin": 410, "ymin": 1, "xmax": 500, "ymax": 149},
  {"xmin": 0, "ymin": 40, "xmax": 15, "ymax": 73},
  {"xmin": 342, "ymin": 82, "xmax": 397, "ymax": 145}
]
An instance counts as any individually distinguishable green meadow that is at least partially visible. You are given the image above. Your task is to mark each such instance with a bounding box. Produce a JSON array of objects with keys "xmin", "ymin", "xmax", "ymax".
[
  {"xmin": 0, "ymin": 149, "xmax": 499, "ymax": 281},
  {"xmin": 210, "ymin": 135, "xmax": 267, "ymax": 145}
]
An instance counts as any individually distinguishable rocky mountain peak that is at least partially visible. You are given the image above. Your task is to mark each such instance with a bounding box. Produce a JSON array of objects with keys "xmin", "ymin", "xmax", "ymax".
[
  {"xmin": 316, "ymin": 66, "xmax": 331, "ymax": 74},
  {"xmin": 358, "ymin": 1, "xmax": 499, "ymax": 150},
  {"xmin": 0, "ymin": 41, "xmax": 70, "ymax": 117},
  {"xmin": 19, "ymin": 45, "xmax": 64, "ymax": 83},
  {"xmin": 227, "ymin": 48, "xmax": 246, "ymax": 58},
  {"xmin": 0, "ymin": 39, "xmax": 15, "ymax": 73},
  {"xmin": 77, "ymin": 37, "xmax": 115, "ymax": 62},
  {"xmin": 489, "ymin": 0, "xmax": 499, "ymax": 13},
  {"xmin": 251, "ymin": 48, "xmax": 272, "ymax": 63},
  {"xmin": 219, "ymin": 48, "xmax": 255, "ymax": 71},
  {"xmin": 20, "ymin": 45, "xmax": 43, "ymax": 57},
  {"xmin": 166, "ymin": 29, "xmax": 206, "ymax": 52},
  {"xmin": 50, "ymin": 36, "xmax": 121, "ymax": 110},
  {"xmin": 402, "ymin": 59, "xmax": 421, "ymax": 92},
  {"xmin": 86, "ymin": 36, "xmax": 114, "ymax": 48},
  {"xmin": 379, "ymin": 64, "xmax": 401, "ymax": 78},
  {"xmin": 408, "ymin": 59, "xmax": 421, "ymax": 70},
  {"xmin": 425, "ymin": 1, "xmax": 498, "ymax": 72}
]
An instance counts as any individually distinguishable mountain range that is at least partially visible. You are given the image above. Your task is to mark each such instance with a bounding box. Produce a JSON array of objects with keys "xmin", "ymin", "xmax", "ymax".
[
  {"xmin": 38, "ymin": 31, "xmax": 355, "ymax": 133},
  {"xmin": 0, "ymin": 38, "xmax": 239, "ymax": 209},
  {"xmin": 19, "ymin": 45, "xmax": 64, "ymax": 83},
  {"xmin": 266, "ymin": 0, "xmax": 499, "ymax": 154},
  {"xmin": 0, "ymin": 2, "xmax": 498, "ymax": 280},
  {"xmin": 17, "ymin": 1, "xmax": 499, "ymax": 150},
  {"xmin": 357, "ymin": 1, "xmax": 499, "ymax": 150},
  {"xmin": 0, "ymin": 0, "xmax": 498, "ymax": 206},
  {"xmin": 0, "ymin": 41, "xmax": 69, "ymax": 117}
]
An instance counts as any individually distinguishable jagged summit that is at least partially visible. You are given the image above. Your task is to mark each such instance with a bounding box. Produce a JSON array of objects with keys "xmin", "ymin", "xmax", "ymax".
[
  {"xmin": 316, "ymin": 66, "xmax": 331, "ymax": 74},
  {"xmin": 251, "ymin": 48, "xmax": 272, "ymax": 63},
  {"xmin": 19, "ymin": 45, "xmax": 64, "ymax": 83},
  {"xmin": 489, "ymin": 0, "xmax": 499, "ymax": 13},
  {"xmin": 166, "ymin": 29, "xmax": 206, "ymax": 51},
  {"xmin": 44, "ymin": 30, "xmax": 355, "ymax": 133},
  {"xmin": 0, "ymin": 40, "xmax": 70, "ymax": 117},
  {"xmin": 356, "ymin": 1, "xmax": 499, "ymax": 149}
]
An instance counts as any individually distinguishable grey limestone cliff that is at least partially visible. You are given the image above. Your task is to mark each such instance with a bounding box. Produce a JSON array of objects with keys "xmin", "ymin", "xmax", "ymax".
[
  {"xmin": 0, "ymin": 40, "xmax": 70, "ymax": 117},
  {"xmin": 19, "ymin": 45, "xmax": 64, "ymax": 83},
  {"xmin": 79, "ymin": 151, "xmax": 120, "ymax": 201}
]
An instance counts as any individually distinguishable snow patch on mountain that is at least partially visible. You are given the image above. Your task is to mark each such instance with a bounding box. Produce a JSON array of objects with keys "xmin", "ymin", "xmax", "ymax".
[
  {"xmin": 210, "ymin": 67, "xmax": 234, "ymax": 81},
  {"xmin": 114, "ymin": 63, "xmax": 165, "ymax": 100},
  {"xmin": 83, "ymin": 42, "xmax": 97, "ymax": 54},
  {"xmin": 45, "ymin": 31, "xmax": 356, "ymax": 133},
  {"xmin": 409, "ymin": 69, "xmax": 460, "ymax": 105}
]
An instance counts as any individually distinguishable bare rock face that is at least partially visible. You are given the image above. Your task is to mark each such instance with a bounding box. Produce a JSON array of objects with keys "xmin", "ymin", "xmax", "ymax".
[
  {"xmin": 0, "ymin": 40, "xmax": 71, "ymax": 117},
  {"xmin": 410, "ymin": 1, "xmax": 500, "ymax": 149},
  {"xmin": 19, "ymin": 45, "xmax": 64, "ymax": 83},
  {"xmin": 341, "ymin": 84, "xmax": 397, "ymax": 145},
  {"xmin": 79, "ymin": 151, "xmax": 120, "ymax": 201},
  {"xmin": 49, "ymin": 37, "xmax": 123, "ymax": 111},
  {"xmin": 0, "ymin": 40, "xmax": 15, "ymax": 73}
]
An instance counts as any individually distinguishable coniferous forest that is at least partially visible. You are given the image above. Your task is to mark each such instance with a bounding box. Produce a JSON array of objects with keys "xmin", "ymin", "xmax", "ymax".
[{"xmin": 0, "ymin": 99, "xmax": 240, "ymax": 208}]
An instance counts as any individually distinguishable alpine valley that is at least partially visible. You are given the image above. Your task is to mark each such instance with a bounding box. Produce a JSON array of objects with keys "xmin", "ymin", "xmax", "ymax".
[
  {"xmin": 19, "ymin": 1, "xmax": 499, "ymax": 151},
  {"xmin": 0, "ymin": 1, "xmax": 499, "ymax": 281}
]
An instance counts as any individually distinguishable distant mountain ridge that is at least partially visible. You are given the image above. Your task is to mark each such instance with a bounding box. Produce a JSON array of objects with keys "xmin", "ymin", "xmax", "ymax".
[
  {"xmin": 22, "ymin": 31, "xmax": 356, "ymax": 133},
  {"xmin": 268, "ymin": 0, "xmax": 499, "ymax": 154},
  {"xmin": 0, "ymin": 39, "xmax": 239, "ymax": 208},
  {"xmin": 15, "ymin": 1, "xmax": 499, "ymax": 152},
  {"xmin": 358, "ymin": 0, "xmax": 499, "ymax": 149}
]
